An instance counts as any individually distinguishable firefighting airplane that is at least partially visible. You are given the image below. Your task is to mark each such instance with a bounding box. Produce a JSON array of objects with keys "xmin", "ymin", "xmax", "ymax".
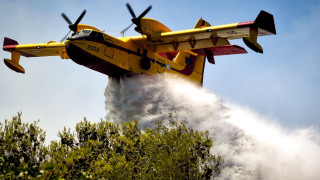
[{"xmin": 3, "ymin": 3, "xmax": 276, "ymax": 85}]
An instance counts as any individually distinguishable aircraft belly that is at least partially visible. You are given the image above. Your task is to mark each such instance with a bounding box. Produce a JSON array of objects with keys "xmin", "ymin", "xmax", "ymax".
[{"xmin": 66, "ymin": 42, "xmax": 127, "ymax": 78}]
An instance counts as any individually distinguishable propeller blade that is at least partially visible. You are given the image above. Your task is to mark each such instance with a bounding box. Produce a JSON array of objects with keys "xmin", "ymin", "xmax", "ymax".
[
  {"xmin": 61, "ymin": 13, "xmax": 72, "ymax": 25},
  {"xmin": 126, "ymin": 3, "xmax": 136, "ymax": 18},
  {"xmin": 121, "ymin": 23, "xmax": 134, "ymax": 35},
  {"xmin": 60, "ymin": 30, "xmax": 72, "ymax": 42},
  {"xmin": 122, "ymin": 4, "xmax": 152, "ymax": 36},
  {"xmin": 137, "ymin": 5, "xmax": 152, "ymax": 20},
  {"xmin": 74, "ymin": 9, "xmax": 86, "ymax": 26},
  {"xmin": 61, "ymin": 10, "xmax": 86, "ymax": 33}
]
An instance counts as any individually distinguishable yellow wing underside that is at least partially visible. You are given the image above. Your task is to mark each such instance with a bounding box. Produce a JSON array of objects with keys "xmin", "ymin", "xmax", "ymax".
[
  {"xmin": 3, "ymin": 39, "xmax": 68, "ymax": 73},
  {"xmin": 12, "ymin": 41, "xmax": 69, "ymax": 59},
  {"xmin": 129, "ymin": 22, "xmax": 273, "ymax": 53},
  {"xmin": 127, "ymin": 10, "xmax": 276, "ymax": 53}
]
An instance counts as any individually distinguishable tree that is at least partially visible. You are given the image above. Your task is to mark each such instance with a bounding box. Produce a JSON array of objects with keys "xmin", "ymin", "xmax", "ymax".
[
  {"xmin": 1, "ymin": 113, "xmax": 223, "ymax": 179},
  {"xmin": 0, "ymin": 112, "xmax": 47, "ymax": 179},
  {"xmin": 40, "ymin": 117, "xmax": 223, "ymax": 179}
]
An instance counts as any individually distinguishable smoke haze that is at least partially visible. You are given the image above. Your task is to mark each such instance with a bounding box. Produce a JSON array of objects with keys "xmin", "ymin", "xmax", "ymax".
[{"xmin": 105, "ymin": 75, "xmax": 320, "ymax": 180}]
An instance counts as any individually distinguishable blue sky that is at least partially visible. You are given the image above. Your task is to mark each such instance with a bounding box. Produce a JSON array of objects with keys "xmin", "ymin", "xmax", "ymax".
[{"xmin": 1, "ymin": 0, "xmax": 320, "ymax": 141}]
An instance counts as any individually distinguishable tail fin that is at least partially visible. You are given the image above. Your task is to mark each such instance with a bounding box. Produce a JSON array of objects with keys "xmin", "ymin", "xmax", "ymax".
[
  {"xmin": 161, "ymin": 19, "xmax": 210, "ymax": 85},
  {"xmin": 193, "ymin": 18, "xmax": 211, "ymax": 85},
  {"xmin": 174, "ymin": 50, "xmax": 206, "ymax": 86},
  {"xmin": 195, "ymin": 55, "xmax": 206, "ymax": 86},
  {"xmin": 190, "ymin": 18, "xmax": 212, "ymax": 85}
]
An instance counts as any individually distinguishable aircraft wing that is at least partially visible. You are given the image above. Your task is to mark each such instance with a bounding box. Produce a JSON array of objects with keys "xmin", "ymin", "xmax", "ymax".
[
  {"xmin": 131, "ymin": 10, "xmax": 276, "ymax": 54},
  {"xmin": 3, "ymin": 37, "xmax": 68, "ymax": 73},
  {"xmin": 3, "ymin": 37, "xmax": 68, "ymax": 58}
]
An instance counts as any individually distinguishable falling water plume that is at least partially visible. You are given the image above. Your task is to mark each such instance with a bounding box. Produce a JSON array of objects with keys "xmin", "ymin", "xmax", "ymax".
[{"xmin": 105, "ymin": 75, "xmax": 320, "ymax": 179}]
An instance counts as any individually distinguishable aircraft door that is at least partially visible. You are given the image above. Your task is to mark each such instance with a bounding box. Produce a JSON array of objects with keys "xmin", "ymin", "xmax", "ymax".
[
  {"xmin": 157, "ymin": 59, "xmax": 165, "ymax": 73},
  {"xmin": 104, "ymin": 38, "xmax": 114, "ymax": 58}
]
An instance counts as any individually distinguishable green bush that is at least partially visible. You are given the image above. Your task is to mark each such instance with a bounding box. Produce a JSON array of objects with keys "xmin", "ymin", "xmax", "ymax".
[
  {"xmin": 0, "ymin": 112, "xmax": 47, "ymax": 179},
  {"xmin": 1, "ymin": 113, "xmax": 223, "ymax": 179}
]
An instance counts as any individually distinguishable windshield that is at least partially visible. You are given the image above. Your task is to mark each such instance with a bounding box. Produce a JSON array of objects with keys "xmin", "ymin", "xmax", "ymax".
[
  {"xmin": 75, "ymin": 30, "xmax": 92, "ymax": 35},
  {"xmin": 71, "ymin": 29, "xmax": 103, "ymax": 41},
  {"xmin": 82, "ymin": 30, "xmax": 92, "ymax": 35}
]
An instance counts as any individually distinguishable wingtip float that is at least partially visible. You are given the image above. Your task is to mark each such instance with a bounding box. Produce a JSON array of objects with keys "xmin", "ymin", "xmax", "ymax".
[{"xmin": 3, "ymin": 4, "xmax": 276, "ymax": 85}]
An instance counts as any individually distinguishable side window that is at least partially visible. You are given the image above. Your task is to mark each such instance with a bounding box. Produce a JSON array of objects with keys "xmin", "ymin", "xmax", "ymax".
[
  {"xmin": 90, "ymin": 31, "xmax": 98, "ymax": 37},
  {"xmin": 96, "ymin": 33, "xmax": 104, "ymax": 41}
]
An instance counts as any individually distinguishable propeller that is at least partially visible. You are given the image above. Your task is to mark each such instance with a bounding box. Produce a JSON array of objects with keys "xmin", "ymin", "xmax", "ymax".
[
  {"xmin": 60, "ymin": 9, "xmax": 86, "ymax": 41},
  {"xmin": 121, "ymin": 3, "xmax": 152, "ymax": 35}
]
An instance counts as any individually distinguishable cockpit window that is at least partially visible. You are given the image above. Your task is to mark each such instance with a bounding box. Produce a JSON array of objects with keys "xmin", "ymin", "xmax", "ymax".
[
  {"xmin": 74, "ymin": 30, "xmax": 91, "ymax": 35},
  {"xmin": 96, "ymin": 32, "xmax": 103, "ymax": 39},
  {"xmin": 82, "ymin": 30, "xmax": 92, "ymax": 35},
  {"xmin": 72, "ymin": 29, "xmax": 103, "ymax": 41},
  {"xmin": 88, "ymin": 31, "xmax": 104, "ymax": 40}
]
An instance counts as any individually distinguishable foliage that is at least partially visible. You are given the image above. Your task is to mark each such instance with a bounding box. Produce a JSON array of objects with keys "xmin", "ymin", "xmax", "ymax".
[
  {"xmin": 0, "ymin": 112, "xmax": 47, "ymax": 179},
  {"xmin": 1, "ymin": 113, "xmax": 223, "ymax": 179}
]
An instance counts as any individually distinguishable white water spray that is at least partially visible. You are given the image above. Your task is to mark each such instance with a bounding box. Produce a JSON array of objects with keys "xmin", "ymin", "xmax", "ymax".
[{"xmin": 105, "ymin": 75, "xmax": 320, "ymax": 180}]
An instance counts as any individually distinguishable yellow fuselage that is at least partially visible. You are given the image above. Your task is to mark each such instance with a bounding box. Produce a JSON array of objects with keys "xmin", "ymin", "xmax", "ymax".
[{"xmin": 65, "ymin": 30, "xmax": 205, "ymax": 84}]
